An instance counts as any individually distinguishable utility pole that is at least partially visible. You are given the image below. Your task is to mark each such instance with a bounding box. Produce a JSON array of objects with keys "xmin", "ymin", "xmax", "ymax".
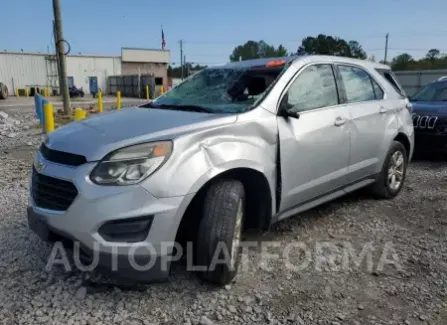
[
  {"xmin": 180, "ymin": 40, "xmax": 184, "ymax": 81},
  {"xmin": 184, "ymin": 55, "xmax": 186, "ymax": 78},
  {"xmin": 52, "ymin": 21, "xmax": 62, "ymax": 96},
  {"xmin": 384, "ymin": 33, "xmax": 389, "ymax": 65},
  {"xmin": 53, "ymin": 0, "xmax": 71, "ymax": 114}
]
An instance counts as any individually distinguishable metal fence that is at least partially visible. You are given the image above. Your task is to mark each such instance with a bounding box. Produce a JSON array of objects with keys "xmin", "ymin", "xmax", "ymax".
[
  {"xmin": 393, "ymin": 69, "xmax": 447, "ymax": 96},
  {"xmin": 108, "ymin": 75, "xmax": 156, "ymax": 98}
]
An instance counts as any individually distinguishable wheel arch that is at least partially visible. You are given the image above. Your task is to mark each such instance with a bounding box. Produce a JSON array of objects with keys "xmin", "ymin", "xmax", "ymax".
[
  {"xmin": 394, "ymin": 132, "xmax": 411, "ymax": 160},
  {"xmin": 174, "ymin": 167, "xmax": 273, "ymax": 246}
]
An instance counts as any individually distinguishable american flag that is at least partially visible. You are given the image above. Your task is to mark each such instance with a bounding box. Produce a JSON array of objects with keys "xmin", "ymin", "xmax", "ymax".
[{"xmin": 161, "ymin": 28, "xmax": 166, "ymax": 50}]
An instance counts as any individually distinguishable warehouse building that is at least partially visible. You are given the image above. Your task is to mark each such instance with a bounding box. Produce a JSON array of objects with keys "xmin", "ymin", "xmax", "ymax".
[{"xmin": 0, "ymin": 48, "xmax": 170, "ymax": 96}]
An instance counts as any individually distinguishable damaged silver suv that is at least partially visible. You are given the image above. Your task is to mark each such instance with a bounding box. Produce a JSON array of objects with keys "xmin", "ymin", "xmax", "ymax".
[{"xmin": 28, "ymin": 55, "xmax": 414, "ymax": 285}]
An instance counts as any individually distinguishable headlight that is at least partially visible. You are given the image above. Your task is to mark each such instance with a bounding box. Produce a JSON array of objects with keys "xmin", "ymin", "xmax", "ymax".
[{"xmin": 90, "ymin": 141, "xmax": 172, "ymax": 186}]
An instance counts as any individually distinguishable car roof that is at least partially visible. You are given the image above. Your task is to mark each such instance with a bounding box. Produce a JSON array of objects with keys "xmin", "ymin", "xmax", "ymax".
[
  {"xmin": 434, "ymin": 78, "xmax": 447, "ymax": 84},
  {"xmin": 213, "ymin": 56, "xmax": 297, "ymax": 70},
  {"xmin": 212, "ymin": 55, "xmax": 391, "ymax": 70},
  {"xmin": 424, "ymin": 78, "xmax": 447, "ymax": 87}
]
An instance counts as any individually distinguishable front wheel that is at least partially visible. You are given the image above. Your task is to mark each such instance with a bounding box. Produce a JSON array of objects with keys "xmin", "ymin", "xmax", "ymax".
[
  {"xmin": 370, "ymin": 141, "xmax": 408, "ymax": 199},
  {"xmin": 195, "ymin": 180, "xmax": 245, "ymax": 286}
]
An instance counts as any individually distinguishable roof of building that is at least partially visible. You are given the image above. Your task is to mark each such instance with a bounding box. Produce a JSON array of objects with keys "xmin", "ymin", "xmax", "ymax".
[{"xmin": 0, "ymin": 47, "xmax": 170, "ymax": 59}]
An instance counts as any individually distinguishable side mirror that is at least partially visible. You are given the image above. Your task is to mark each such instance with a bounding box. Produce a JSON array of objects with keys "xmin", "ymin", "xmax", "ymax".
[
  {"xmin": 287, "ymin": 111, "xmax": 300, "ymax": 119},
  {"xmin": 279, "ymin": 95, "xmax": 300, "ymax": 119}
]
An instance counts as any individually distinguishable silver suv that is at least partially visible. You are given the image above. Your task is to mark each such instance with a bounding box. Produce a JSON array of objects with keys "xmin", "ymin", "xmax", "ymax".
[{"xmin": 28, "ymin": 55, "xmax": 414, "ymax": 285}]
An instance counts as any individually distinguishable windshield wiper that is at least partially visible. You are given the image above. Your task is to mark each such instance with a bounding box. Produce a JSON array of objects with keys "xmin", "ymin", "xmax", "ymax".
[{"xmin": 141, "ymin": 102, "xmax": 213, "ymax": 113}]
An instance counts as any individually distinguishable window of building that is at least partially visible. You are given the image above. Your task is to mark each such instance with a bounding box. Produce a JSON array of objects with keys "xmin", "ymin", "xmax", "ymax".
[{"xmin": 155, "ymin": 77, "xmax": 163, "ymax": 86}]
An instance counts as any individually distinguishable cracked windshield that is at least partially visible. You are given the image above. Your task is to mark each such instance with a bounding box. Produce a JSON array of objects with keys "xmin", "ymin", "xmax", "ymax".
[{"xmin": 149, "ymin": 66, "xmax": 284, "ymax": 113}]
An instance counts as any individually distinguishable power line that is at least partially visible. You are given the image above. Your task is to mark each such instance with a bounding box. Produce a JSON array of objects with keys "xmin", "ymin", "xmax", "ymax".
[
  {"xmin": 181, "ymin": 32, "xmax": 447, "ymax": 46},
  {"xmin": 367, "ymin": 48, "xmax": 447, "ymax": 52}
]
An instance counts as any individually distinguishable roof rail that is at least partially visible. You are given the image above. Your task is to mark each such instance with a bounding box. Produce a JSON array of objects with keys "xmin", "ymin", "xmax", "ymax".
[{"xmin": 438, "ymin": 76, "xmax": 447, "ymax": 81}]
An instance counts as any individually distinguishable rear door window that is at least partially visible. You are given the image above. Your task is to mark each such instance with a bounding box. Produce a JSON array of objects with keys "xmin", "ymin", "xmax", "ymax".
[
  {"xmin": 337, "ymin": 65, "xmax": 376, "ymax": 103},
  {"xmin": 371, "ymin": 79, "xmax": 384, "ymax": 99}
]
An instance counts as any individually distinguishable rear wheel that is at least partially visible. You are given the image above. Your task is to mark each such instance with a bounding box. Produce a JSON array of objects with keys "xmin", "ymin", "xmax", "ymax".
[
  {"xmin": 195, "ymin": 179, "xmax": 245, "ymax": 286},
  {"xmin": 370, "ymin": 141, "xmax": 408, "ymax": 199}
]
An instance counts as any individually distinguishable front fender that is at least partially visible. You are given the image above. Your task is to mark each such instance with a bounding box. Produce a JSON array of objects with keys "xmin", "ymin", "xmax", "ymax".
[
  {"xmin": 141, "ymin": 113, "xmax": 278, "ymax": 199},
  {"xmin": 187, "ymin": 158, "xmax": 275, "ymax": 195}
]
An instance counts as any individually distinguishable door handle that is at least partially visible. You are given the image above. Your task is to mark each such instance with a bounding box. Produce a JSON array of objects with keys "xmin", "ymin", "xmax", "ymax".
[
  {"xmin": 334, "ymin": 117, "xmax": 347, "ymax": 126},
  {"xmin": 380, "ymin": 107, "xmax": 387, "ymax": 114}
]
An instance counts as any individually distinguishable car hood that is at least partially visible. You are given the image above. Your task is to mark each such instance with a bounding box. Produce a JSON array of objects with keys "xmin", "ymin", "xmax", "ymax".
[
  {"xmin": 45, "ymin": 107, "xmax": 237, "ymax": 161},
  {"xmin": 410, "ymin": 101, "xmax": 447, "ymax": 115}
]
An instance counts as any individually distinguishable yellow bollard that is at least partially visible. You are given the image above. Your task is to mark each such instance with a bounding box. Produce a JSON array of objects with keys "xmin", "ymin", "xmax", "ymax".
[
  {"xmin": 97, "ymin": 91, "xmax": 103, "ymax": 113},
  {"xmin": 145, "ymin": 85, "xmax": 150, "ymax": 100},
  {"xmin": 160, "ymin": 86, "xmax": 165, "ymax": 95},
  {"xmin": 45, "ymin": 88, "xmax": 50, "ymax": 97},
  {"xmin": 74, "ymin": 108, "xmax": 86, "ymax": 121},
  {"xmin": 116, "ymin": 91, "xmax": 122, "ymax": 110},
  {"xmin": 43, "ymin": 103, "xmax": 55, "ymax": 134},
  {"xmin": 25, "ymin": 88, "xmax": 29, "ymax": 98},
  {"xmin": 15, "ymin": 89, "xmax": 19, "ymax": 98}
]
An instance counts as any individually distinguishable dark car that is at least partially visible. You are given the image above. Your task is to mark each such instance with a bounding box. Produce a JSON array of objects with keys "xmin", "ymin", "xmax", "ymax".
[
  {"xmin": 409, "ymin": 77, "xmax": 447, "ymax": 153},
  {"xmin": 69, "ymin": 86, "xmax": 84, "ymax": 98}
]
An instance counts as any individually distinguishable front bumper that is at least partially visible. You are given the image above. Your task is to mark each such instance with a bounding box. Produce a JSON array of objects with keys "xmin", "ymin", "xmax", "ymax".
[
  {"xmin": 28, "ymin": 152, "xmax": 194, "ymax": 281},
  {"xmin": 415, "ymin": 132, "xmax": 447, "ymax": 152}
]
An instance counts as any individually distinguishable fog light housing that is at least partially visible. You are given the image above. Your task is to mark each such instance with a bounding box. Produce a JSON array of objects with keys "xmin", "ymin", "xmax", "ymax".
[{"xmin": 98, "ymin": 216, "xmax": 154, "ymax": 243}]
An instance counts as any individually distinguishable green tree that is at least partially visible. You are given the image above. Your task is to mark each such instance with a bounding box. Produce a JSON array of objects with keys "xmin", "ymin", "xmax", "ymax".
[
  {"xmin": 348, "ymin": 41, "xmax": 367, "ymax": 60},
  {"xmin": 426, "ymin": 48, "xmax": 440, "ymax": 61},
  {"xmin": 390, "ymin": 50, "xmax": 447, "ymax": 71},
  {"xmin": 168, "ymin": 63, "xmax": 207, "ymax": 78},
  {"xmin": 296, "ymin": 34, "xmax": 366, "ymax": 59},
  {"xmin": 229, "ymin": 40, "xmax": 288, "ymax": 61},
  {"xmin": 391, "ymin": 53, "xmax": 414, "ymax": 71}
]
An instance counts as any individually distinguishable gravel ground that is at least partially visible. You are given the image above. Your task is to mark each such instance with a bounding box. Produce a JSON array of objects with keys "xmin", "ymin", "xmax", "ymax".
[{"xmin": 0, "ymin": 108, "xmax": 446, "ymax": 325}]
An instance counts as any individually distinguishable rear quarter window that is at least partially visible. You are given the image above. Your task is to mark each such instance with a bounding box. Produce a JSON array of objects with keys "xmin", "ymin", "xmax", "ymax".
[{"xmin": 375, "ymin": 68, "xmax": 406, "ymax": 98}]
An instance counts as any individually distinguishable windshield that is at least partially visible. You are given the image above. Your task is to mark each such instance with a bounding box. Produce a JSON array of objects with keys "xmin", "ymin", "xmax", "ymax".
[
  {"xmin": 149, "ymin": 67, "xmax": 282, "ymax": 113},
  {"xmin": 411, "ymin": 82, "xmax": 447, "ymax": 101}
]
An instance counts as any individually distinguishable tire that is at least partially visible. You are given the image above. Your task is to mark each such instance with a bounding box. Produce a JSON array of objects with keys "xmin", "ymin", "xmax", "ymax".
[
  {"xmin": 370, "ymin": 141, "xmax": 408, "ymax": 199},
  {"xmin": 195, "ymin": 179, "xmax": 245, "ymax": 286},
  {"xmin": 0, "ymin": 83, "xmax": 8, "ymax": 100}
]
